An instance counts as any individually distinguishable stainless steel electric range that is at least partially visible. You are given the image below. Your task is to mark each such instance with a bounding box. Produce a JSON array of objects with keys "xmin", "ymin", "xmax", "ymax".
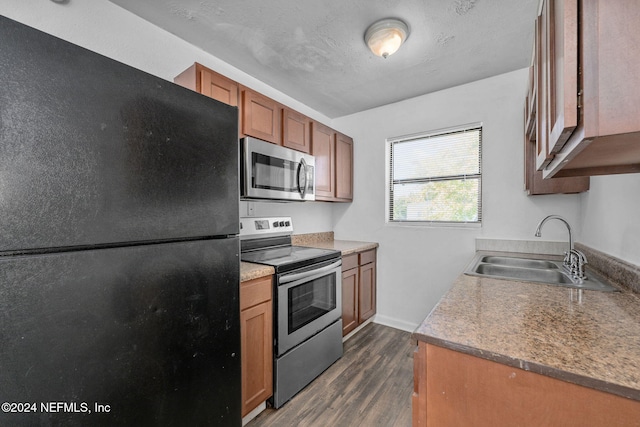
[{"xmin": 240, "ymin": 217, "xmax": 343, "ymax": 408}]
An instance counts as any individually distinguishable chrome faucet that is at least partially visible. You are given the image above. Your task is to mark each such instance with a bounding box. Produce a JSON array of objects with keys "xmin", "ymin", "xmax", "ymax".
[{"xmin": 535, "ymin": 215, "xmax": 588, "ymax": 280}]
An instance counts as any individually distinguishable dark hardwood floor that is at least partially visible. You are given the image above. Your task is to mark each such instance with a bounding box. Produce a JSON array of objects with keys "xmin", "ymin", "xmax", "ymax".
[{"xmin": 247, "ymin": 323, "xmax": 414, "ymax": 427}]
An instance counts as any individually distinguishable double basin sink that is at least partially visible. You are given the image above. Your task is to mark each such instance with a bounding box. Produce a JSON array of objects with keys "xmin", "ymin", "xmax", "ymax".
[{"xmin": 465, "ymin": 254, "xmax": 618, "ymax": 292}]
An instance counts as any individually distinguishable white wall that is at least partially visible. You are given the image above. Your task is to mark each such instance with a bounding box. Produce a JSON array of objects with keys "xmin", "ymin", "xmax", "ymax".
[
  {"xmin": 580, "ymin": 174, "xmax": 640, "ymax": 266},
  {"xmin": 240, "ymin": 201, "xmax": 334, "ymax": 234},
  {"xmin": 332, "ymin": 69, "xmax": 583, "ymax": 331}
]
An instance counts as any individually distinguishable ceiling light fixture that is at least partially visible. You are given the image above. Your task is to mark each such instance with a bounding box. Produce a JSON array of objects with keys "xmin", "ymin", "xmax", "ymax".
[{"xmin": 364, "ymin": 18, "xmax": 410, "ymax": 59}]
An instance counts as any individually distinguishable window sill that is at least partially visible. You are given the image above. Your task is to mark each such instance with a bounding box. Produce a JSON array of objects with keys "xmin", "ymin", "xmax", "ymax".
[{"xmin": 385, "ymin": 221, "xmax": 482, "ymax": 229}]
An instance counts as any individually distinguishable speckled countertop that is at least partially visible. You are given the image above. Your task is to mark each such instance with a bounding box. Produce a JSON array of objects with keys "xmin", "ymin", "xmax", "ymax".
[
  {"xmin": 292, "ymin": 232, "xmax": 379, "ymax": 255},
  {"xmin": 240, "ymin": 261, "xmax": 274, "ymax": 282},
  {"xmin": 413, "ymin": 251, "xmax": 640, "ymax": 401}
]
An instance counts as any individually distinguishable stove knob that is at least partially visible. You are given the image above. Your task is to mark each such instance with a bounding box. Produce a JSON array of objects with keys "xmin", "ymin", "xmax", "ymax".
[
  {"xmin": 279, "ymin": 221, "xmax": 285, "ymax": 227},
  {"xmin": 285, "ymin": 221, "xmax": 291, "ymax": 227},
  {"xmin": 273, "ymin": 221, "xmax": 279, "ymax": 227}
]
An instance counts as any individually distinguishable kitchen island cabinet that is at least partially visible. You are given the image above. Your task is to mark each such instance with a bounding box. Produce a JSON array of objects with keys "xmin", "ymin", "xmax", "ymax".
[
  {"xmin": 412, "ymin": 251, "xmax": 640, "ymax": 426},
  {"xmin": 240, "ymin": 275, "xmax": 273, "ymax": 417},
  {"xmin": 413, "ymin": 342, "xmax": 640, "ymax": 427}
]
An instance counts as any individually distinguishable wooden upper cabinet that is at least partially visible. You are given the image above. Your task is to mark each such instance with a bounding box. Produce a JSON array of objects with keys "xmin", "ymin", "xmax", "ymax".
[
  {"xmin": 335, "ymin": 132, "xmax": 353, "ymax": 201},
  {"xmin": 525, "ymin": 128, "xmax": 589, "ymax": 195},
  {"xmin": 525, "ymin": 58, "xmax": 589, "ymax": 195},
  {"xmin": 174, "ymin": 63, "xmax": 357, "ymax": 198},
  {"xmin": 174, "ymin": 63, "xmax": 238, "ymax": 107},
  {"xmin": 547, "ymin": 0, "xmax": 578, "ymax": 153},
  {"xmin": 311, "ymin": 122, "xmax": 336, "ymax": 200},
  {"xmin": 201, "ymin": 68, "xmax": 238, "ymax": 107},
  {"xmin": 413, "ymin": 343, "xmax": 640, "ymax": 427},
  {"xmin": 535, "ymin": 7, "xmax": 554, "ymax": 170},
  {"xmin": 530, "ymin": 0, "xmax": 640, "ymax": 178},
  {"xmin": 282, "ymin": 108, "xmax": 311, "ymax": 153},
  {"xmin": 241, "ymin": 87, "xmax": 281, "ymax": 144}
]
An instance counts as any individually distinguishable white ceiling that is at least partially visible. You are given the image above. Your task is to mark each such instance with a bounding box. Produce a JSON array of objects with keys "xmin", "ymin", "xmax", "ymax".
[{"xmin": 109, "ymin": 0, "xmax": 539, "ymax": 118}]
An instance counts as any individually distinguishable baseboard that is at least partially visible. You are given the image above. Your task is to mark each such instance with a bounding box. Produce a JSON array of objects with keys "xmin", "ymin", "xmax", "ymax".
[
  {"xmin": 372, "ymin": 314, "xmax": 418, "ymax": 333},
  {"xmin": 242, "ymin": 402, "xmax": 266, "ymax": 426}
]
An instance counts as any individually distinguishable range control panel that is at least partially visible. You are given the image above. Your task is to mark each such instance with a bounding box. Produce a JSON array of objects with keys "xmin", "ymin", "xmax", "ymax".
[{"xmin": 240, "ymin": 216, "xmax": 294, "ymax": 238}]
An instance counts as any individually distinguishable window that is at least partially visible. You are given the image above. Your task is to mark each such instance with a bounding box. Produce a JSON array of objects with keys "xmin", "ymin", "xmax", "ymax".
[{"xmin": 387, "ymin": 124, "xmax": 482, "ymax": 224}]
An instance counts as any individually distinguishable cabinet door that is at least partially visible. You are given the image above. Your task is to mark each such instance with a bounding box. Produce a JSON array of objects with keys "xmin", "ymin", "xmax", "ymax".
[
  {"xmin": 200, "ymin": 67, "xmax": 239, "ymax": 107},
  {"xmin": 417, "ymin": 343, "xmax": 640, "ymax": 427},
  {"xmin": 241, "ymin": 88, "xmax": 281, "ymax": 144},
  {"xmin": 341, "ymin": 267, "xmax": 359, "ymax": 336},
  {"xmin": 525, "ymin": 129, "xmax": 589, "ymax": 194},
  {"xmin": 240, "ymin": 276, "xmax": 273, "ymax": 417},
  {"xmin": 282, "ymin": 108, "xmax": 311, "ymax": 153},
  {"xmin": 335, "ymin": 132, "xmax": 354, "ymax": 201},
  {"xmin": 547, "ymin": 0, "xmax": 578, "ymax": 153},
  {"xmin": 535, "ymin": 6, "xmax": 555, "ymax": 170},
  {"xmin": 311, "ymin": 122, "xmax": 336, "ymax": 200},
  {"xmin": 358, "ymin": 261, "xmax": 376, "ymax": 323}
]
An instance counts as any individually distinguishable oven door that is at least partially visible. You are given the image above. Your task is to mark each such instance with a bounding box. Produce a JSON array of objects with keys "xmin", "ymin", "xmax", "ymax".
[
  {"xmin": 242, "ymin": 137, "xmax": 315, "ymax": 201},
  {"xmin": 276, "ymin": 259, "xmax": 342, "ymax": 356}
]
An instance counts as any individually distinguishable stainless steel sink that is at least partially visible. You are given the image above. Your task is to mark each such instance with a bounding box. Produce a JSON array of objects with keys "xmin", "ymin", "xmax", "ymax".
[
  {"xmin": 478, "ymin": 255, "xmax": 559, "ymax": 270},
  {"xmin": 465, "ymin": 254, "xmax": 619, "ymax": 292}
]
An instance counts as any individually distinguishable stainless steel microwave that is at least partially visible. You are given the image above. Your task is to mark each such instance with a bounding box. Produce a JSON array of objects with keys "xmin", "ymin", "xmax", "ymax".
[{"xmin": 241, "ymin": 137, "xmax": 315, "ymax": 201}]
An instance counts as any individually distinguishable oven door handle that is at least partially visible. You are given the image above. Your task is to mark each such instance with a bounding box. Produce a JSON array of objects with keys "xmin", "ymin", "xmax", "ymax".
[{"xmin": 279, "ymin": 260, "xmax": 342, "ymax": 284}]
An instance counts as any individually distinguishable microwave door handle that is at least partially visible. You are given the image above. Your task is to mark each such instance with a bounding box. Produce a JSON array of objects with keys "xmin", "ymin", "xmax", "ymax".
[
  {"xmin": 297, "ymin": 158, "xmax": 308, "ymax": 199},
  {"xmin": 279, "ymin": 260, "xmax": 342, "ymax": 284}
]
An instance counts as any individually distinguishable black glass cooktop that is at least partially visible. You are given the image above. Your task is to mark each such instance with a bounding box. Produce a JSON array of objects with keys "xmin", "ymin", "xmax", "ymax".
[{"xmin": 241, "ymin": 245, "xmax": 341, "ymax": 274}]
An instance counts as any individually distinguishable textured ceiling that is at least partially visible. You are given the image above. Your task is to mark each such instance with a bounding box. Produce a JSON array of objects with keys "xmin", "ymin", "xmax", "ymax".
[{"xmin": 109, "ymin": 0, "xmax": 539, "ymax": 118}]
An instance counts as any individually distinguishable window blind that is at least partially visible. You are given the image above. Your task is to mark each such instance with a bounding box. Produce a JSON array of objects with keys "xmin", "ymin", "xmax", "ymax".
[{"xmin": 388, "ymin": 125, "xmax": 482, "ymax": 223}]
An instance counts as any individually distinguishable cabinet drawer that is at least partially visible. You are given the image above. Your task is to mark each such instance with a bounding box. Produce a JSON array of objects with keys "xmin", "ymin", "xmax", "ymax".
[
  {"xmin": 240, "ymin": 276, "xmax": 272, "ymax": 310},
  {"xmin": 342, "ymin": 253, "xmax": 358, "ymax": 271},
  {"xmin": 359, "ymin": 249, "xmax": 376, "ymax": 265}
]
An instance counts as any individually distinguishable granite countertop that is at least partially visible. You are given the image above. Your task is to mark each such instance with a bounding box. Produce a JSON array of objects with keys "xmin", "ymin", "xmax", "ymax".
[
  {"xmin": 412, "ymin": 251, "xmax": 640, "ymax": 401},
  {"xmin": 240, "ymin": 261, "xmax": 274, "ymax": 282},
  {"xmin": 292, "ymin": 232, "xmax": 379, "ymax": 255}
]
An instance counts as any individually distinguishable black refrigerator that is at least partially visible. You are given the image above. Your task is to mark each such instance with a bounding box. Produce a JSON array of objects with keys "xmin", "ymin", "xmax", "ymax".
[{"xmin": 0, "ymin": 16, "xmax": 241, "ymax": 426}]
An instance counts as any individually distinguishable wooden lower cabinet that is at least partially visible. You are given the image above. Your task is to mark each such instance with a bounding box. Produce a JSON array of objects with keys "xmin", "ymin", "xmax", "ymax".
[
  {"xmin": 240, "ymin": 276, "xmax": 273, "ymax": 417},
  {"xmin": 341, "ymin": 249, "xmax": 377, "ymax": 336},
  {"xmin": 413, "ymin": 342, "xmax": 640, "ymax": 427}
]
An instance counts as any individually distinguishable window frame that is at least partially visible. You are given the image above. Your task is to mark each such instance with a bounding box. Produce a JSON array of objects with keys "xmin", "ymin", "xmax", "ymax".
[{"xmin": 385, "ymin": 123, "xmax": 483, "ymax": 227}]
